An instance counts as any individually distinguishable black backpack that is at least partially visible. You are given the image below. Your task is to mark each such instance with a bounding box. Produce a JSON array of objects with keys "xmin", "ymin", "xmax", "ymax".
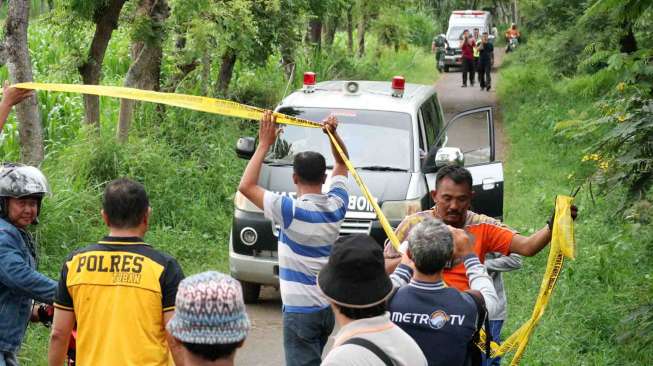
[{"xmin": 464, "ymin": 290, "xmax": 491, "ymax": 366}]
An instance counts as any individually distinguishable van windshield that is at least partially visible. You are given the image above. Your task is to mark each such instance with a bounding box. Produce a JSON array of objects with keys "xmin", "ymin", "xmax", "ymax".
[
  {"xmin": 447, "ymin": 26, "xmax": 486, "ymax": 41},
  {"xmin": 267, "ymin": 107, "xmax": 413, "ymax": 171}
]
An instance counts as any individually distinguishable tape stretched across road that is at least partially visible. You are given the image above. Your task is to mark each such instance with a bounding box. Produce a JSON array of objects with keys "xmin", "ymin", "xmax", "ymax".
[
  {"xmin": 13, "ymin": 83, "xmax": 575, "ymax": 365},
  {"xmin": 14, "ymin": 82, "xmax": 402, "ymax": 250}
]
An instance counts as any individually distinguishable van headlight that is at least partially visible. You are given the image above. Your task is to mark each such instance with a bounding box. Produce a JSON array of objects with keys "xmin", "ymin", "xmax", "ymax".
[
  {"xmin": 234, "ymin": 191, "xmax": 263, "ymax": 213},
  {"xmin": 381, "ymin": 198, "xmax": 422, "ymax": 221}
]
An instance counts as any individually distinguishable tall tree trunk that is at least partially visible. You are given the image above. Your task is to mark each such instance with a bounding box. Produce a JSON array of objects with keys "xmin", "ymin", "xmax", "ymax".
[
  {"xmin": 0, "ymin": 43, "xmax": 7, "ymax": 66},
  {"xmin": 323, "ymin": 16, "xmax": 338, "ymax": 47},
  {"xmin": 357, "ymin": 14, "xmax": 367, "ymax": 58},
  {"xmin": 78, "ymin": 0, "xmax": 127, "ymax": 128},
  {"xmin": 308, "ymin": 18, "xmax": 322, "ymax": 48},
  {"xmin": 5, "ymin": 0, "xmax": 43, "ymax": 165},
  {"xmin": 217, "ymin": 48, "xmax": 237, "ymax": 95},
  {"xmin": 346, "ymin": 5, "xmax": 354, "ymax": 53},
  {"xmin": 117, "ymin": 0, "xmax": 169, "ymax": 142}
]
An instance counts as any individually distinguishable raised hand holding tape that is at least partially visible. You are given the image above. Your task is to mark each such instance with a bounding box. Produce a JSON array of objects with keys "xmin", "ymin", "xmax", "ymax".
[{"xmin": 10, "ymin": 82, "xmax": 576, "ymax": 364}]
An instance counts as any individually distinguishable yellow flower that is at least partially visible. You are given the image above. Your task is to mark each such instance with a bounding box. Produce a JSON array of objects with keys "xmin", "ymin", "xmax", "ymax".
[
  {"xmin": 617, "ymin": 115, "xmax": 626, "ymax": 123},
  {"xmin": 583, "ymin": 153, "xmax": 601, "ymax": 162},
  {"xmin": 599, "ymin": 160, "xmax": 609, "ymax": 171},
  {"xmin": 617, "ymin": 82, "xmax": 625, "ymax": 92}
]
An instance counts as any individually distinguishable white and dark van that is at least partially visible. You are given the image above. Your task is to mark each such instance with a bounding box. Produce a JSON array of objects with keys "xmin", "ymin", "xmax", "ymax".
[
  {"xmin": 443, "ymin": 10, "xmax": 494, "ymax": 72},
  {"xmin": 230, "ymin": 74, "xmax": 504, "ymax": 302}
]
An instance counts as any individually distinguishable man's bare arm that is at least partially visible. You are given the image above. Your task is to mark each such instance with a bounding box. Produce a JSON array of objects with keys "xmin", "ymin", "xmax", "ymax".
[
  {"xmin": 323, "ymin": 116, "xmax": 348, "ymax": 177},
  {"xmin": 0, "ymin": 82, "xmax": 33, "ymax": 132},
  {"xmin": 237, "ymin": 110, "xmax": 277, "ymax": 209},
  {"xmin": 48, "ymin": 309, "xmax": 75, "ymax": 366},
  {"xmin": 509, "ymin": 226, "xmax": 552, "ymax": 256}
]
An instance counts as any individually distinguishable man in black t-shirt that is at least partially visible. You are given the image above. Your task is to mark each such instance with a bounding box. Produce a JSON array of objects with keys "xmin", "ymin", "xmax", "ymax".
[{"xmin": 478, "ymin": 32, "xmax": 494, "ymax": 91}]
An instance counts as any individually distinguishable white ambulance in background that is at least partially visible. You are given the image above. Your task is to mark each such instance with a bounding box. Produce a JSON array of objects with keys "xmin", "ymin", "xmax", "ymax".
[{"xmin": 443, "ymin": 10, "xmax": 494, "ymax": 72}]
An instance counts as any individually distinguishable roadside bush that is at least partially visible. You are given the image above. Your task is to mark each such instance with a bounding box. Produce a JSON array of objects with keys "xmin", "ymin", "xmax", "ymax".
[{"xmin": 498, "ymin": 30, "xmax": 653, "ymax": 365}]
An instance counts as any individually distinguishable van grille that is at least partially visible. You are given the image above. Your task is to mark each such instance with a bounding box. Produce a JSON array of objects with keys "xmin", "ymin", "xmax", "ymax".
[{"xmin": 274, "ymin": 218, "xmax": 372, "ymax": 237}]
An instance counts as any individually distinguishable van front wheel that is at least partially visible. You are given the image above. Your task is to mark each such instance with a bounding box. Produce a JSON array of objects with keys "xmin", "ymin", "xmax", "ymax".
[{"xmin": 240, "ymin": 281, "xmax": 261, "ymax": 303}]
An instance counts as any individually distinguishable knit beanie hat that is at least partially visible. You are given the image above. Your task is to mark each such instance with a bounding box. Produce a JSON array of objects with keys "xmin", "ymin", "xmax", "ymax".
[{"xmin": 166, "ymin": 271, "xmax": 250, "ymax": 344}]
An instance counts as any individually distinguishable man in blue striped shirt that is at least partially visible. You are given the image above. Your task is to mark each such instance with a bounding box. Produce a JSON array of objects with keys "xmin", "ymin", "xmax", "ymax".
[{"xmin": 238, "ymin": 110, "xmax": 349, "ymax": 366}]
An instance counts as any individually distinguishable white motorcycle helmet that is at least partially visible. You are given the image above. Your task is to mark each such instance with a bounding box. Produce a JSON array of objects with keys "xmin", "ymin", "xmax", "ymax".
[{"xmin": 0, "ymin": 163, "xmax": 50, "ymax": 223}]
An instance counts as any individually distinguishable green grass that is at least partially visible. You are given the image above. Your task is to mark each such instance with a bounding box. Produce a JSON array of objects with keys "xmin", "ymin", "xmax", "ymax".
[{"xmin": 496, "ymin": 48, "xmax": 653, "ymax": 365}]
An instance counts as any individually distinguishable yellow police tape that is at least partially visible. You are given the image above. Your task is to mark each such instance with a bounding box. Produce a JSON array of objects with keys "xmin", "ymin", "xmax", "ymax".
[
  {"xmin": 14, "ymin": 82, "xmax": 575, "ymax": 364},
  {"xmin": 14, "ymin": 82, "xmax": 402, "ymax": 251},
  {"xmin": 478, "ymin": 195, "xmax": 575, "ymax": 364}
]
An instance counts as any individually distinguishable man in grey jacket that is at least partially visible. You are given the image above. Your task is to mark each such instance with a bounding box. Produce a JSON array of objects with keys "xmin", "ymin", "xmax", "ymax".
[
  {"xmin": 0, "ymin": 164, "xmax": 57, "ymax": 365},
  {"xmin": 483, "ymin": 252, "xmax": 522, "ymax": 366}
]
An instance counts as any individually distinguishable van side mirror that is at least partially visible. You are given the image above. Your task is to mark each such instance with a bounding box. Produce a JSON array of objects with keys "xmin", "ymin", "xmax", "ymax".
[
  {"xmin": 236, "ymin": 137, "xmax": 256, "ymax": 159},
  {"xmin": 435, "ymin": 147, "xmax": 464, "ymax": 167}
]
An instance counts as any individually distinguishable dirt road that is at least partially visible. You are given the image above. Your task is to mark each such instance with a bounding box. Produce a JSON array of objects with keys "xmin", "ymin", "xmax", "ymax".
[{"xmin": 235, "ymin": 49, "xmax": 507, "ymax": 366}]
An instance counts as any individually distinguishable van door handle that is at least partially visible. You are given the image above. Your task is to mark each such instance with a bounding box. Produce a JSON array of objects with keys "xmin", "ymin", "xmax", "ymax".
[{"xmin": 482, "ymin": 178, "xmax": 497, "ymax": 190}]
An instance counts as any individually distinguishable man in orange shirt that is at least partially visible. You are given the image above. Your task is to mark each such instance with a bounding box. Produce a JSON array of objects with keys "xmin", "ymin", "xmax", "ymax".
[{"xmin": 384, "ymin": 164, "xmax": 577, "ymax": 291}]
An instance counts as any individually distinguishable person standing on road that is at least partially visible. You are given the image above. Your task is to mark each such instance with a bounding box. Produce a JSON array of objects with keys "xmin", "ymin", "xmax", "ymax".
[
  {"xmin": 238, "ymin": 111, "xmax": 350, "ymax": 366},
  {"xmin": 48, "ymin": 178, "xmax": 185, "ymax": 366},
  {"xmin": 461, "ymin": 35, "xmax": 475, "ymax": 88},
  {"xmin": 478, "ymin": 32, "xmax": 494, "ymax": 91},
  {"xmin": 432, "ymin": 34, "xmax": 449, "ymax": 72},
  {"xmin": 167, "ymin": 271, "xmax": 251, "ymax": 366},
  {"xmin": 388, "ymin": 218, "xmax": 498, "ymax": 366},
  {"xmin": 472, "ymin": 28, "xmax": 481, "ymax": 74},
  {"xmin": 384, "ymin": 165, "xmax": 578, "ymax": 291},
  {"xmin": 482, "ymin": 252, "xmax": 522, "ymax": 366},
  {"xmin": 0, "ymin": 164, "xmax": 57, "ymax": 366},
  {"xmin": 319, "ymin": 234, "xmax": 427, "ymax": 366}
]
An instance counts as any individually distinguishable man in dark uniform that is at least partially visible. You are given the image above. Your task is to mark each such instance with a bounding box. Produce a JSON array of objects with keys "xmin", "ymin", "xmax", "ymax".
[
  {"xmin": 478, "ymin": 32, "xmax": 494, "ymax": 91},
  {"xmin": 432, "ymin": 34, "xmax": 449, "ymax": 72}
]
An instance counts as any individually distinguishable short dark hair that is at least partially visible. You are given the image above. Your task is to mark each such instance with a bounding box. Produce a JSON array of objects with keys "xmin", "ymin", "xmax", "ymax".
[
  {"xmin": 474, "ymin": 27, "xmax": 479, "ymax": 31},
  {"xmin": 293, "ymin": 151, "xmax": 326, "ymax": 184},
  {"xmin": 181, "ymin": 341, "xmax": 243, "ymax": 361},
  {"xmin": 336, "ymin": 302, "xmax": 386, "ymax": 320},
  {"xmin": 435, "ymin": 165, "xmax": 473, "ymax": 190},
  {"xmin": 482, "ymin": 31, "xmax": 489, "ymax": 36},
  {"xmin": 102, "ymin": 178, "xmax": 149, "ymax": 229}
]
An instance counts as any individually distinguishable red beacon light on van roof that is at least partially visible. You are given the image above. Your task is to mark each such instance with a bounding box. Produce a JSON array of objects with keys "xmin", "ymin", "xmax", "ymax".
[
  {"xmin": 453, "ymin": 10, "xmax": 485, "ymax": 16},
  {"xmin": 303, "ymin": 72, "xmax": 316, "ymax": 93},
  {"xmin": 391, "ymin": 76, "xmax": 405, "ymax": 98}
]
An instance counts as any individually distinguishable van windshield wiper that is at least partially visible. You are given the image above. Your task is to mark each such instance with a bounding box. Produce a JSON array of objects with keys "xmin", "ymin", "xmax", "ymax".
[{"xmin": 356, "ymin": 165, "xmax": 408, "ymax": 172}]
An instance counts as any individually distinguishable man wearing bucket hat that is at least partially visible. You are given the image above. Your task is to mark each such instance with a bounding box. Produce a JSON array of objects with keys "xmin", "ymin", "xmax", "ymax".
[
  {"xmin": 167, "ymin": 271, "xmax": 251, "ymax": 366},
  {"xmin": 319, "ymin": 234, "xmax": 427, "ymax": 366}
]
